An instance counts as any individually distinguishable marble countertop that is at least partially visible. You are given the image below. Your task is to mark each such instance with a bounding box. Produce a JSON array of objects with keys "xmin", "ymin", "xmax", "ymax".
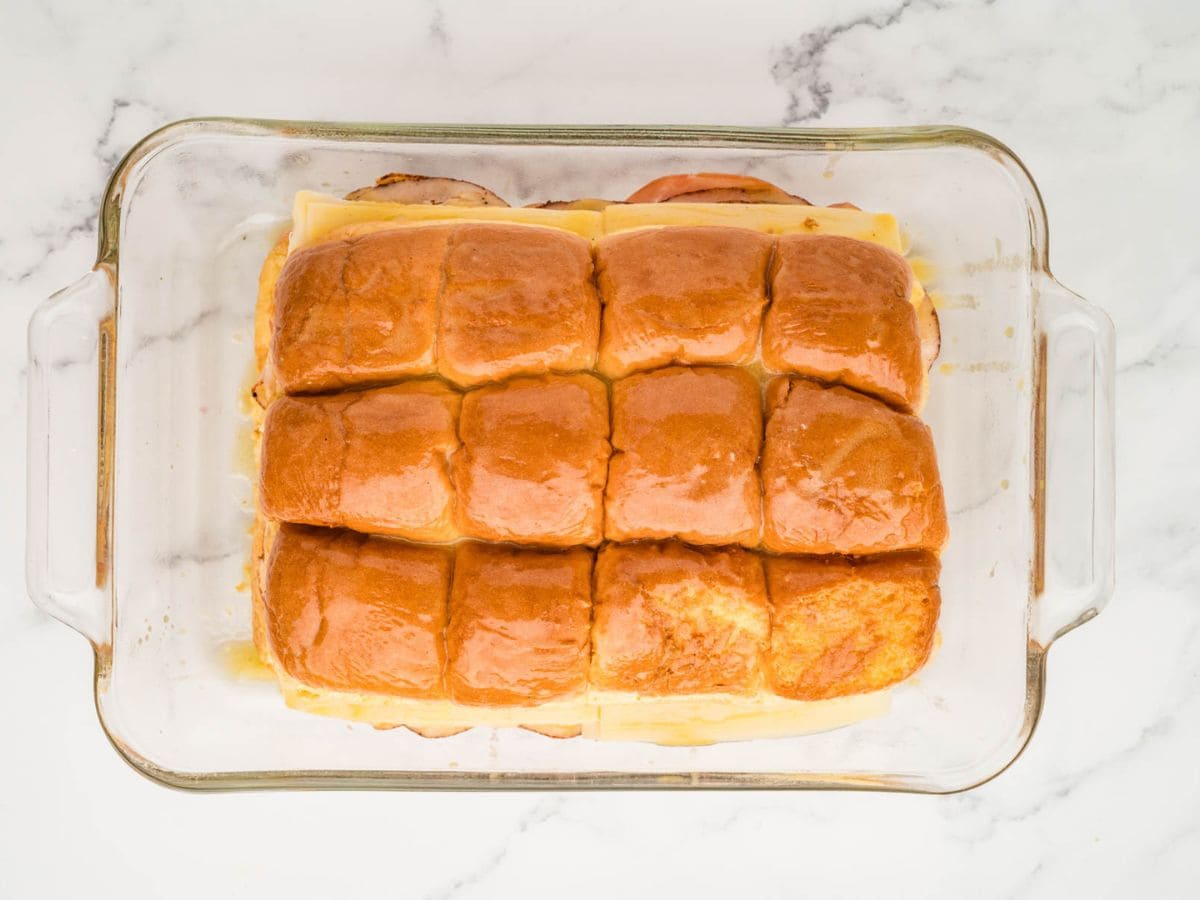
[{"xmin": 2, "ymin": 1, "xmax": 1197, "ymax": 896}]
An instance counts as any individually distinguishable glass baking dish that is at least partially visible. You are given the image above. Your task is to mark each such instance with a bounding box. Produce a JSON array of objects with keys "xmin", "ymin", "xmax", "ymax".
[{"xmin": 26, "ymin": 120, "xmax": 1114, "ymax": 792}]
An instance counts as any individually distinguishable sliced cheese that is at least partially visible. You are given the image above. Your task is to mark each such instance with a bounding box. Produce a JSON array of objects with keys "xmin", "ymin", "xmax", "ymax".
[
  {"xmin": 285, "ymin": 193, "xmax": 923, "ymax": 310},
  {"xmin": 278, "ymin": 674, "xmax": 600, "ymax": 731},
  {"xmin": 600, "ymin": 203, "xmax": 927, "ymax": 310},
  {"xmin": 590, "ymin": 690, "xmax": 889, "ymax": 745},
  {"xmin": 264, "ymin": 648, "xmax": 888, "ymax": 745},
  {"xmin": 289, "ymin": 192, "xmax": 901, "ymax": 253},
  {"xmin": 289, "ymin": 190, "xmax": 603, "ymax": 251},
  {"xmin": 601, "ymin": 202, "xmax": 903, "ymax": 251}
]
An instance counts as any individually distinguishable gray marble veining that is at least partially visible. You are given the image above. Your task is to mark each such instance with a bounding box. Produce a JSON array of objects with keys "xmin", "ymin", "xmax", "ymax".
[{"xmin": 2, "ymin": 0, "xmax": 1198, "ymax": 897}]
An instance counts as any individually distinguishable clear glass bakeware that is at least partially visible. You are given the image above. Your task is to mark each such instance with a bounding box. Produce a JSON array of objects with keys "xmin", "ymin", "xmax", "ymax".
[{"xmin": 26, "ymin": 121, "xmax": 1114, "ymax": 792}]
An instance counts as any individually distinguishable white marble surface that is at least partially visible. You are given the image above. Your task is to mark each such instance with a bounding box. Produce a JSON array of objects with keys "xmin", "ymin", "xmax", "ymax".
[{"xmin": 1, "ymin": 0, "xmax": 1197, "ymax": 896}]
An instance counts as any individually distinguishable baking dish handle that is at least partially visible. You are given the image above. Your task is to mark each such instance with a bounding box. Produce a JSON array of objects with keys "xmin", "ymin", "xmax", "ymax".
[
  {"xmin": 1033, "ymin": 276, "xmax": 1115, "ymax": 647},
  {"xmin": 26, "ymin": 267, "xmax": 115, "ymax": 647}
]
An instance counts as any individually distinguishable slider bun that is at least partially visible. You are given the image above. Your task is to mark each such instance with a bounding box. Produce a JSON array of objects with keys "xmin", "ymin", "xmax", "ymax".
[
  {"xmin": 605, "ymin": 366, "xmax": 762, "ymax": 546},
  {"xmin": 764, "ymin": 233, "xmax": 924, "ymax": 412},
  {"xmin": 595, "ymin": 226, "xmax": 773, "ymax": 377},
  {"xmin": 591, "ymin": 542, "xmax": 769, "ymax": 695},
  {"xmin": 436, "ymin": 223, "xmax": 600, "ymax": 387},
  {"xmin": 446, "ymin": 543, "xmax": 593, "ymax": 707},
  {"xmin": 766, "ymin": 553, "xmax": 941, "ymax": 700},
  {"xmin": 454, "ymin": 374, "xmax": 610, "ymax": 547},
  {"xmin": 762, "ymin": 378, "xmax": 948, "ymax": 555},
  {"xmin": 260, "ymin": 381, "xmax": 461, "ymax": 542},
  {"xmin": 272, "ymin": 226, "xmax": 452, "ymax": 393},
  {"xmin": 264, "ymin": 526, "xmax": 452, "ymax": 698}
]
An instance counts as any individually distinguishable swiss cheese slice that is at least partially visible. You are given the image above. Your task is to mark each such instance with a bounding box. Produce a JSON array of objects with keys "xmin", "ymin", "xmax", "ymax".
[
  {"xmin": 289, "ymin": 192, "xmax": 903, "ymax": 253},
  {"xmin": 269, "ymin": 660, "xmax": 890, "ymax": 745},
  {"xmin": 290, "ymin": 191, "xmax": 603, "ymax": 250},
  {"xmin": 602, "ymin": 202, "xmax": 903, "ymax": 251}
]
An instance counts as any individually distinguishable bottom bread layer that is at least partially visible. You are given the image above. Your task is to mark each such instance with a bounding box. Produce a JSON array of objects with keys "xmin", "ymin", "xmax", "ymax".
[{"xmin": 268, "ymin": 654, "xmax": 891, "ymax": 745}]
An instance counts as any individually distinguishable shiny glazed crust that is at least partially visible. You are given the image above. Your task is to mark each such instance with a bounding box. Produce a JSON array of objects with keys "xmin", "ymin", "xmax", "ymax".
[
  {"xmin": 272, "ymin": 226, "xmax": 452, "ymax": 393},
  {"xmin": 265, "ymin": 525, "xmax": 451, "ymax": 698},
  {"xmin": 765, "ymin": 553, "xmax": 941, "ymax": 700},
  {"xmin": 605, "ymin": 366, "xmax": 762, "ymax": 546},
  {"xmin": 591, "ymin": 542, "xmax": 769, "ymax": 695},
  {"xmin": 253, "ymin": 528, "xmax": 934, "ymax": 734},
  {"xmin": 764, "ymin": 234, "xmax": 925, "ymax": 411},
  {"xmin": 595, "ymin": 226, "xmax": 773, "ymax": 377},
  {"xmin": 436, "ymin": 223, "xmax": 600, "ymax": 386},
  {"xmin": 259, "ymin": 381, "xmax": 461, "ymax": 542},
  {"xmin": 248, "ymin": 173, "xmax": 949, "ymax": 740},
  {"xmin": 446, "ymin": 543, "xmax": 593, "ymax": 706},
  {"xmin": 761, "ymin": 378, "xmax": 948, "ymax": 555},
  {"xmin": 453, "ymin": 374, "xmax": 610, "ymax": 546}
]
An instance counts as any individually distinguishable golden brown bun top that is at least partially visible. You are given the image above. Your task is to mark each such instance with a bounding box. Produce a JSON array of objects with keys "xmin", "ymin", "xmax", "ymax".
[
  {"xmin": 762, "ymin": 378, "xmax": 948, "ymax": 555},
  {"xmin": 596, "ymin": 226, "xmax": 773, "ymax": 377},
  {"xmin": 454, "ymin": 373, "xmax": 610, "ymax": 547},
  {"xmin": 764, "ymin": 234, "xmax": 923, "ymax": 411},
  {"xmin": 259, "ymin": 381, "xmax": 461, "ymax": 542},
  {"xmin": 606, "ymin": 366, "xmax": 761, "ymax": 546},
  {"xmin": 446, "ymin": 543, "xmax": 593, "ymax": 706},
  {"xmin": 591, "ymin": 542, "xmax": 769, "ymax": 695},
  {"xmin": 258, "ymin": 395, "xmax": 342, "ymax": 527},
  {"xmin": 264, "ymin": 525, "xmax": 451, "ymax": 698},
  {"xmin": 272, "ymin": 226, "xmax": 453, "ymax": 394},
  {"xmin": 765, "ymin": 552, "xmax": 941, "ymax": 700},
  {"xmin": 436, "ymin": 223, "xmax": 599, "ymax": 387}
]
